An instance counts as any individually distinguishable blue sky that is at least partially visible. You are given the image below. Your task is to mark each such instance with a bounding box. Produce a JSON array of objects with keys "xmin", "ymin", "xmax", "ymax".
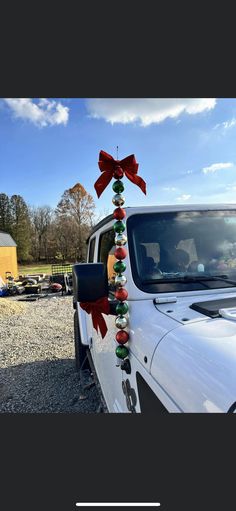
[{"xmin": 1, "ymin": 98, "xmax": 236, "ymax": 220}]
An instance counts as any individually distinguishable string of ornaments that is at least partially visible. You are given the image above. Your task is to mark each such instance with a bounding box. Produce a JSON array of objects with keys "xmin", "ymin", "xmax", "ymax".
[
  {"xmin": 112, "ymin": 168, "xmax": 129, "ymax": 361},
  {"xmin": 94, "ymin": 149, "xmax": 146, "ymax": 365}
]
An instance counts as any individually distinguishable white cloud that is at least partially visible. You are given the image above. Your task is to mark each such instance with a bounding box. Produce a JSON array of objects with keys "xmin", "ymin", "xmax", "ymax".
[
  {"xmin": 176, "ymin": 194, "xmax": 191, "ymax": 201},
  {"xmin": 162, "ymin": 186, "xmax": 178, "ymax": 192},
  {"xmin": 202, "ymin": 162, "xmax": 233, "ymax": 174},
  {"xmin": 86, "ymin": 98, "xmax": 216, "ymax": 126},
  {"xmin": 186, "ymin": 170, "xmax": 193, "ymax": 174},
  {"xmin": 225, "ymin": 183, "xmax": 236, "ymax": 192},
  {"xmin": 214, "ymin": 118, "xmax": 236, "ymax": 130},
  {"xmin": 3, "ymin": 98, "xmax": 69, "ymax": 127}
]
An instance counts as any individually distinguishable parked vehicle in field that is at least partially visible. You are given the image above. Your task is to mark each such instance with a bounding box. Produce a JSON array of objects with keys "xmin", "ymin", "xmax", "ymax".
[{"xmin": 73, "ymin": 204, "xmax": 236, "ymax": 413}]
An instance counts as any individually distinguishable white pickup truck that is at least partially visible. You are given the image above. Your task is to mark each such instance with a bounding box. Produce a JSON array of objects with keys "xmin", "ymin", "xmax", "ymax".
[{"xmin": 73, "ymin": 204, "xmax": 236, "ymax": 413}]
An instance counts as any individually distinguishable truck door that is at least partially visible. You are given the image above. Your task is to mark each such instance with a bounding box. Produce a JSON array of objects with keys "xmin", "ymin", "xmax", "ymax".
[{"xmin": 90, "ymin": 228, "xmax": 126, "ymax": 412}]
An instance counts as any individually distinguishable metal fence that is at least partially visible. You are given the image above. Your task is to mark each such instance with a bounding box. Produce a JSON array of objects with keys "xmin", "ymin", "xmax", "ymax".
[{"xmin": 51, "ymin": 263, "xmax": 73, "ymax": 275}]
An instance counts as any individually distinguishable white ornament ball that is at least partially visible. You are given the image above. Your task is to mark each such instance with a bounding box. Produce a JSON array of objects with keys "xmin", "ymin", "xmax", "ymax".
[
  {"xmin": 115, "ymin": 274, "xmax": 127, "ymax": 287},
  {"xmin": 112, "ymin": 194, "xmax": 125, "ymax": 206},
  {"xmin": 115, "ymin": 234, "xmax": 127, "ymax": 246},
  {"xmin": 115, "ymin": 316, "xmax": 128, "ymax": 329}
]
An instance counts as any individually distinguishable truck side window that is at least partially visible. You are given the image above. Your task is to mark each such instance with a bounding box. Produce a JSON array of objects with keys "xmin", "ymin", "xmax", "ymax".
[
  {"xmin": 88, "ymin": 237, "xmax": 96, "ymax": 262},
  {"xmin": 98, "ymin": 229, "xmax": 116, "ymax": 296}
]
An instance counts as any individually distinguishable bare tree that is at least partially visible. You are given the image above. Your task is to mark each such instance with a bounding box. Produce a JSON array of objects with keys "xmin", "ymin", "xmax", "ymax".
[
  {"xmin": 56, "ymin": 183, "xmax": 95, "ymax": 261},
  {"xmin": 95, "ymin": 207, "xmax": 112, "ymax": 224},
  {"xmin": 31, "ymin": 206, "xmax": 54, "ymax": 261}
]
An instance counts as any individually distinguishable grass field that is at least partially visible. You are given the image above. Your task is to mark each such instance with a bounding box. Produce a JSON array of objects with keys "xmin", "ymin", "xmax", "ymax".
[{"xmin": 18, "ymin": 264, "xmax": 52, "ymax": 275}]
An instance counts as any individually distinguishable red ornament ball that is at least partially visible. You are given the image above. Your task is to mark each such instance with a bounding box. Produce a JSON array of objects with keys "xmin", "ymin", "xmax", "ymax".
[
  {"xmin": 113, "ymin": 207, "xmax": 126, "ymax": 220},
  {"xmin": 114, "ymin": 247, "xmax": 127, "ymax": 260},
  {"xmin": 113, "ymin": 166, "xmax": 124, "ymax": 179},
  {"xmin": 115, "ymin": 288, "xmax": 128, "ymax": 301},
  {"xmin": 116, "ymin": 330, "xmax": 129, "ymax": 344}
]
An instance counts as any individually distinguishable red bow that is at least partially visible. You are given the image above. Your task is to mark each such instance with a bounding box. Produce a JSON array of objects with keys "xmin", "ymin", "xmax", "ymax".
[
  {"xmin": 94, "ymin": 150, "xmax": 146, "ymax": 198},
  {"xmin": 80, "ymin": 296, "xmax": 110, "ymax": 339}
]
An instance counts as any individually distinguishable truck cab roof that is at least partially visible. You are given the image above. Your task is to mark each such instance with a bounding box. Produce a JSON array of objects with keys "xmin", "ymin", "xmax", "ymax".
[{"xmin": 88, "ymin": 203, "xmax": 236, "ymax": 240}]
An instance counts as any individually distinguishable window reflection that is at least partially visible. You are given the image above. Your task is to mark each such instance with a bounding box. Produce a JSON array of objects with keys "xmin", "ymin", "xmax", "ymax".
[
  {"xmin": 127, "ymin": 210, "xmax": 236, "ymax": 292},
  {"xmin": 98, "ymin": 229, "xmax": 116, "ymax": 293}
]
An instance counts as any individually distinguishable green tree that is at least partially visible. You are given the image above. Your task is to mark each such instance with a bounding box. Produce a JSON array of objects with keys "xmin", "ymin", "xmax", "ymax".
[
  {"xmin": 10, "ymin": 195, "xmax": 31, "ymax": 262},
  {"xmin": 0, "ymin": 193, "xmax": 11, "ymax": 232}
]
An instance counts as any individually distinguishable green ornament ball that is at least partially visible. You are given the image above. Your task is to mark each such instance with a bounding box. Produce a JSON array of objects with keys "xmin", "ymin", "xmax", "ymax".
[
  {"xmin": 113, "ymin": 260, "xmax": 126, "ymax": 273},
  {"xmin": 112, "ymin": 180, "xmax": 125, "ymax": 194},
  {"xmin": 116, "ymin": 345, "xmax": 129, "ymax": 359},
  {"xmin": 113, "ymin": 220, "xmax": 126, "ymax": 234},
  {"xmin": 116, "ymin": 301, "xmax": 129, "ymax": 315}
]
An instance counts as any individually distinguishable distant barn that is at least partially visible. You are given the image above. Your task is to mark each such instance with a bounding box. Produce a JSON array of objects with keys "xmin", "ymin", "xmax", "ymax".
[{"xmin": 0, "ymin": 232, "xmax": 18, "ymax": 282}]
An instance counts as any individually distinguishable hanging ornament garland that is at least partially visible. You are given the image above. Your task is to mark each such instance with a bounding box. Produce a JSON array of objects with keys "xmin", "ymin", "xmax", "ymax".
[{"xmin": 94, "ymin": 149, "xmax": 146, "ymax": 366}]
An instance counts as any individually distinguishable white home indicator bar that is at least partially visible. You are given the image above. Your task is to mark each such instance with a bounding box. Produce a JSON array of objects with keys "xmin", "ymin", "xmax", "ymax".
[{"xmin": 76, "ymin": 504, "xmax": 161, "ymax": 507}]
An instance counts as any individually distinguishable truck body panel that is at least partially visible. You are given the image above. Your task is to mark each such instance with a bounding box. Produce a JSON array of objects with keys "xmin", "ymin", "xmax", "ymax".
[{"xmin": 75, "ymin": 204, "xmax": 236, "ymax": 412}]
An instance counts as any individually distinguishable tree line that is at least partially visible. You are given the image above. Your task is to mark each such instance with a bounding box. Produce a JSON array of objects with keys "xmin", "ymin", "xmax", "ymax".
[{"xmin": 0, "ymin": 183, "xmax": 96, "ymax": 263}]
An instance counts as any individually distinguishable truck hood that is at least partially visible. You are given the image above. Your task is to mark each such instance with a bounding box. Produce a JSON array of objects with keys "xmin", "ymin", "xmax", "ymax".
[
  {"xmin": 150, "ymin": 292, "xmax": 236, "ymax": 412},
  {"xmin": 130, "ymin": 290, "xmax": 236, "ymax": 369}
]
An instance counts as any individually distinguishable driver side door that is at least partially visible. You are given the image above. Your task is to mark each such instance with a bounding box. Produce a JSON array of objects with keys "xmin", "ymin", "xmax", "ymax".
[{"xmin": 90, "ymin": 228, "xmax": 126, "ymax": 413}]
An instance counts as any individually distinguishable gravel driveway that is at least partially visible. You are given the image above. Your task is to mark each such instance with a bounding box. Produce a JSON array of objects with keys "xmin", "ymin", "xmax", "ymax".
[{"xmin": 0, "ymin": 295, "xmax": 100, "ymax": 413}]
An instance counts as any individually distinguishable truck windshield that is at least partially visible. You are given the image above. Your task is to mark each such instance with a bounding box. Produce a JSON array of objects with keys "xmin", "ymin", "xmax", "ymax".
[{"xmin": 127, "ymin": 210, "xmax": 236, "ymax": 293}]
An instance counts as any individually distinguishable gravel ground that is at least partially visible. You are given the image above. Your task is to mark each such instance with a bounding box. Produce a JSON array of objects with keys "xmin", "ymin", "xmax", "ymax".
[{"xmin": 0, "ymin": 295, "xmax": 100, "ymax": 413}]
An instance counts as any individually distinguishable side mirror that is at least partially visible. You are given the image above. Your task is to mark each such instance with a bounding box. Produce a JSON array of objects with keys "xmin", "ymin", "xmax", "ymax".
[{"xmin": 72, "ymin": 263, "xmax": 108, "ymax": 303}]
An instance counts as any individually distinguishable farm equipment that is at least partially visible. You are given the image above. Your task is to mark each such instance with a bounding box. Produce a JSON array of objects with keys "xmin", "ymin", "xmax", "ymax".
[
  {"xmin": 24, "ymin": 283, "xmax": 42, "ymax": 294},
  {"xmin": 50, "ymin": 264, "xmax": 73, "ymax": 295},
  {"xmin": 5, "ymin": 272, "xmax": 25, "ymax": 295},
  {"xmin": 3, "ymin": 272, "xmax": 42, "ymax": 296},
  {"xmin": 18, "ymin": 273, "xmax": 46, "ymax": 283}
]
